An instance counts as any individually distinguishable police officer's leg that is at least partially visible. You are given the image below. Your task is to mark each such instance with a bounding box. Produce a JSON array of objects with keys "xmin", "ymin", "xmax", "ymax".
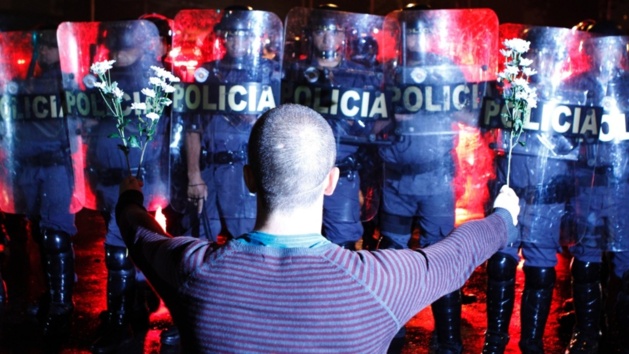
[
  {"xmin": 482, "ymin": 249, "xmax": 519, "ymax": 354},
  {"xmin": 0, "ymin": 211, "xmax": 7, "ymax": 306},
  {"xmin": 565, "ymin": 245, "xmax": 603, "ymax": 354},
  {"xmin": 519, "ymin": 243, "xmax": 558, "ymax": 354},
  {"xmin": 378, "ymin": 177, "xmax": 415, "ymax": 250},
  {"xmin": 418, "ymin": 192, "xmax": 460, "ymax": 354},
  {"xmin": 37, "ymin": 165, "xmax": 78, "ymax": 339},
  {"xmin": 609, "ymin": 251, "xmax": 629, "ymax": 354},
  {"xmin": 322, "ymin": 173, "xmax": 363, "ymax": 250},
  {"xmin": 215, "ymin": 163, "xmax": 256, "ymax": 241},
  {"xmin": 378, "ymin": 210, "xmax": 413, "ymax": 353},
  {"xmin": 38, "ymin": 228, "xmax": 75, "ymax": 338},
  {"xmin": 91, "ymin": 244, "xmax": 135, "ymax": 353}
]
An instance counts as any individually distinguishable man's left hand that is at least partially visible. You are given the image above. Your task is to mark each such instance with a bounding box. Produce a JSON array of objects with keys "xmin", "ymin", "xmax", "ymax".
[{"xmin": 119, "ymin": 176, "xmax": 144, "ymax": 195}]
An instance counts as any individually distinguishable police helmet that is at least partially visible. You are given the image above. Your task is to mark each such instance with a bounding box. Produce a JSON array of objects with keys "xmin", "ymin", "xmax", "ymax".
[
  {"xmin": 399, "ymin": 5, "xmax": 434, "ymax": 35},
  {"xmin": 103, "ymin": 21, "xmax": 155, "ymax": 51},
  {"xmin": 318, "ymin": 3, "xmax": 340, "ymax": 10},
  {"xmin": 351, "ymin": 36, "xmax": 378, "ymax": 57},
  {"xmin": 522, "ymin": 27, "xmax": 569, "ymax": 59},
  {"xmin": 579, "ymin": 19, "xmax": 626, "ymax": 36},
  {"xmin": 139, "ymin": 13, "xmax": 173, "ymax": 45},
  {"xmin": 308, "ymin": 10, "xmax": 344, "ymax": 34},
  {"xmin": 215, "ymin": 8, "xmax": 254, "ymax": 36},
  {"xmin": 403, "ymin": 3, "xmax": 432, "ymax": 10},
  {"xmin": 37, "ymin": 30, "xmax": 58, "ymax": 48}
]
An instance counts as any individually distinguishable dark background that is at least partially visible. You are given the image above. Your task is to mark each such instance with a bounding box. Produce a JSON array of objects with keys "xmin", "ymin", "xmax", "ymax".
[{"xmin": 0, "ymin": 0, "xmax": 626, "ymax": 32}]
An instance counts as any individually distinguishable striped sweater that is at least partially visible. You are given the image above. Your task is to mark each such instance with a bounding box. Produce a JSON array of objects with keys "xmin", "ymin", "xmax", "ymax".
[{"xmin": 118, "ymin": 192, "xmax": 515, "ymax": 353}]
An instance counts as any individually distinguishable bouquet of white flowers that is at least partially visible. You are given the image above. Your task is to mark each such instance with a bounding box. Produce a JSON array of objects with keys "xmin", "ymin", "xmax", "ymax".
[
  {"xmin": 497, "ymin": 38, "xmax": 538, "ymax": 185},
  {"xmin": 90, "ymin": 60, "xmax": 180, "ymax": 177}
]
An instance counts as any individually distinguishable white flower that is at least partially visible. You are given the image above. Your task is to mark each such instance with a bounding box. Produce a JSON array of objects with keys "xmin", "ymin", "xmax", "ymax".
[
  {"xmin": 112, "ymin": 87, "xmax": 124, "ymax": 99},
  {"xmin": 525, "ymin": 88, "xmax": 538, "ymax": 108},
  {"xmin": 149, "ymin": 77, "xmax": 162, "ymax": 86},
  {"xmin": 131, "ymin": 102, "xmax": 147, "ymax": 110},
  {"xmin": 513, "ymin": 77, "xmax": 530, "ymax": 89},
  {"xmin": 146, "ymin": 112, "xmax": 160, "ymax": 121},
  {"xmin": 141, "ymin": 88, "xmax": 156, "ymax": 97},
  {"xmin": 519, "ymin": 58, "xmax": 533, "ymax": 67},
  {"xmin": 500, "ymin": 49, "xmax": 512, "ymax": 57},
  {"xmin": 522, "ymin": 67, "xmax": 537, "ymax": 77},
  {"xmin": 90, "ymin": 60, "xmax": 116, "ymax": 75},
  {"xmin": 162, "ymin": 84, "xmax": 176, "ymax": 93},
  {"xmin": 505, "ymin": 65, "xmax": 520, "ymax": 76},
  {"xmin": 504, "ymin": 38, "xmax": 530, "ymax": 54},
  {"xmin": 93, "ymin": 81, "xmax": 106, "ymax": 89}
]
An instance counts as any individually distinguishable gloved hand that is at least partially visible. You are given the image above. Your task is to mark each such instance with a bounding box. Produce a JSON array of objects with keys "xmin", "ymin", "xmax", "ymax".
[{"xmin": 493, "ymin": 185, "xmax": 520, "ymax": 226}]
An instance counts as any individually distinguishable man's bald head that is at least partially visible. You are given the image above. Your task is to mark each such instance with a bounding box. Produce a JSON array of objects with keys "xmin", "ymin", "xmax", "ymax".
[{"xmin": 247, "ymin": 104, "xmax": 336, "ymax": 211}]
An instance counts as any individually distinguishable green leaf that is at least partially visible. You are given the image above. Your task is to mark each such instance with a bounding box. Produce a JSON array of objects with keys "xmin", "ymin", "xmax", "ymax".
[{"xmin": 128, "ymin": 135, "xmax": 140, "ymax": 148}]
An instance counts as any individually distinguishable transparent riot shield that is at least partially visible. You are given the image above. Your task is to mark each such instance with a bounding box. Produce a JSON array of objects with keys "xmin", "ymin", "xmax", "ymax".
[
  {"xmin": 382, "ymin": 8, "xmax": 499, "ymax": 225},
  {"xmin": 57, "ymin": 20, "xmax": 170, "ymax": 212},
  {"xmin": 170, "ymin": 9, "xmax": 282, "ymax": 227},
  {"xmin": 0, "ymin": 30, "xmax": 83, "ymax": 215},
  {"xmin": 482, "ymin": 24, "xmax": 596, "ymax": 246},
  {"xmin": 283, "ymin": 7, "xmax": 391, "ymax": 222},
  {"xmin": 560, "ymin": 34, "xmax": 629, "ymax": 252}
]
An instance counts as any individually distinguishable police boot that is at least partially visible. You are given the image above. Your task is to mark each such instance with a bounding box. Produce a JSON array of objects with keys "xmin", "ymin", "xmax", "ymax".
[
  {"xmin": 565, "ymin": 260, "xmax": 601, "ymax": 354},
  {"xmin": 91, "ymin": 245, "xmax": 135, "ymax": 354},
  {"xmin": 132, "ymin": 280, "xmax": 160, "ymax": 332},
  {"xmin": 483, "ymin": 253, "xmax": 518, "ymax": 354},
  {"xmin": 614, "ymin": 271, "xmax": 629, "ymax": 354},
  {"xmin": 430, "ymin": 290, "xmax": 463, "ymax": 354},
  {"xmin": 0, "ymin": 257, "xmax": 6, "ymax": 309},
  {"xmin": 0, "ymin": 230, "xmax": 6, "ymax": 307},
  {"xmin": 39, "ymin": 229, "xmax": 75, "ymax": 339},
  {"xmin": 519, "ymin": 266, "xmax": 556, "ymax": 354}
]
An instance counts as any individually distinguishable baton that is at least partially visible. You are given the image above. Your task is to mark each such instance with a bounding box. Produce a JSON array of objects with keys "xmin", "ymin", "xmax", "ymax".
[{"xmin": 200, "ymin": 202, "xmax": 214, "ymax": 242}]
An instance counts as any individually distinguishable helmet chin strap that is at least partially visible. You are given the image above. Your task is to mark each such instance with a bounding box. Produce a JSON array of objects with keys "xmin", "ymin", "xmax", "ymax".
[{"xmin": 317, "ymin": 50, "xmax": 339, "ymax": 60}]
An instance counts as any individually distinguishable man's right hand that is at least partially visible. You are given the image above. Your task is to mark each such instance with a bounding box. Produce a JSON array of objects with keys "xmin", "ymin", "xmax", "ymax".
[{"xmin": 493, "ymin": 185, "xmax": 520, "ymax": 226}]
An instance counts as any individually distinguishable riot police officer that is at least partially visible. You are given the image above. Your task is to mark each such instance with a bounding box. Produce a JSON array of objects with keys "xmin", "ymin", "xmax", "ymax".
[
  {"xmin": 75, "ymin": 20, "xmax": 167, "ymax": 353},
  {"xmin": 563, "ymin": 22, "xmax": 629, "ymax": 354},
  {"xmin": 482, "ymin": 26, "xmax": 580, "ymax": 354},
  {"xmin": 379, "ymin": 7, "xmax": 497, "ymax": 353},
  {"xmin": 6, "ymin": 29, "xmax": 79, "ymax": 340},
  {"xmin": 185, "ymin": 8, "xmax": 279, "ymax": 241},
  {"xmin": 282, "ymin": 7, "xmax": 384, "ymax": 249}
]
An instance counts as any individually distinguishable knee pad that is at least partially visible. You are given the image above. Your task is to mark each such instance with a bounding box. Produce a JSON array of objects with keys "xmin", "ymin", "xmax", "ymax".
[
  {"xmin": 379, "ymin": 212, "xmax": 413, "ymax": 236},
  {"xmin": 41, "ymin": 230, "xmax": 72, "ymax": 254},
  {"xmin": 523, "ymin": 266, "xmax": 556, "ymax": 290},
  {"xmin": 571, "ymin": 259, "xmax": 601, "ymax": 284},
  {"xmin": 105, "ymin": 245, "xmax": 134, "ymax": 272},
  {"xmin": 487, "ymin": 253, "xmax": 518, "ymax": 282}
]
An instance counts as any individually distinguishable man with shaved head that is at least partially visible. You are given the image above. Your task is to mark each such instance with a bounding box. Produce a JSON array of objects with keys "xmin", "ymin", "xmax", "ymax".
[{"xmin": 115, "ymin": 103, "xmax": 520, "ymax": 353}]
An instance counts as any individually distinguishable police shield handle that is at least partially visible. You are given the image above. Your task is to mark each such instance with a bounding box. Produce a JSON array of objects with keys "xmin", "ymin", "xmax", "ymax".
[{"xmin": 492, "ymin": 185, "xmax": 520, "ymax": 226}]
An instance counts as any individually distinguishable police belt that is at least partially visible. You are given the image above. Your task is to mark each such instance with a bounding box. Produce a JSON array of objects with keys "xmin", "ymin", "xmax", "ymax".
[
  {"xmin": 384, "ymin": 160, "xmax": 453, "ymax": 180},
  {"xmin": 208, "ymin": 150, "xmax": 247, "ymax": 165},
  {"xmin": 20, "ymin": 151, "xmax": 68, "ymax": 167},
  {"xmin": 588, "ymin": 165, "xmax": 629, "ymax": 187},
  {"xmin": 513, "ymin": 183, "xmax": 571, "ymax": 205}
]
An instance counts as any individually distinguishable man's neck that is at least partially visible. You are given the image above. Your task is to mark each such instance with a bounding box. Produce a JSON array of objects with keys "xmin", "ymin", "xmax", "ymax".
[{"xmin": 254, "ymin": 206, "xmax": 323, "ymax": 236}]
